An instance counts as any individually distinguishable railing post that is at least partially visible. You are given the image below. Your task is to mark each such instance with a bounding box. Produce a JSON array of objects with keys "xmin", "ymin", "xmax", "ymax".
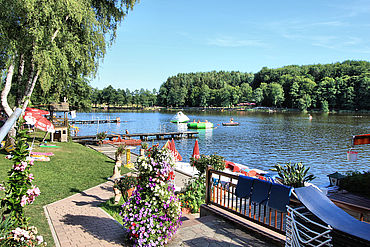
[{"xmin": 205, "ymin": 165, "xmax": 211, "ymax": 204}]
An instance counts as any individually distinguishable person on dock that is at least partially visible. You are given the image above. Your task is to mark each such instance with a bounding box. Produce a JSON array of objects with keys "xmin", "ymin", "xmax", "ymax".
[{"xmin": 125, "ymin": 129, "xmax": 131, "ymax": 139}]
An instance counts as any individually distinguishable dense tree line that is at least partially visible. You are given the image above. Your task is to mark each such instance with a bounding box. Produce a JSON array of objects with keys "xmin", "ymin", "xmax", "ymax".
[
  {"xmin": 157, "ymin": 60, "xmax": 369, "ymax": 111},
  {"xmin": 90, "ymin": 86, "xmax": 157, "ymax": 108}
]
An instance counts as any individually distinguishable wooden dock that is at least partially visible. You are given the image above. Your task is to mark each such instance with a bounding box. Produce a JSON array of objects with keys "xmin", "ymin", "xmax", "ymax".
[
  {"xmin": 69, "ymin": 119, "xmax": 120, "ymax": 124},
  {"xmin": 72, "ymin": 131, "xmax": 198, "ymax": 142}
]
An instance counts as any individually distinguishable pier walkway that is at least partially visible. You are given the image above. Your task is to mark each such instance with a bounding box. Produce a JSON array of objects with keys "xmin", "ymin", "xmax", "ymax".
[{"xmin": 72, "ymin": 131, "xmax": 198, "ymax": 142}]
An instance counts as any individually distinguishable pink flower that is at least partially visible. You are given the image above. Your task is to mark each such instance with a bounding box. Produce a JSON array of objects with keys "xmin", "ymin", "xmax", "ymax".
[
  {"xmin": 29, "ymin": 160, "xmax": 34, "ymax": 166},
  {"xmin": 20, "ymin": 195, "xmax": 27, "ymax": 207},
  {"xmin": 0, "ymin": 184, "xmax": 5, "ymax": 191},
  {"xmin": 36, "ymin": 235, "xmax": 44, "ymax": 244},
  {"xmin": 28, "ymin": 173, "xmax": 34, "ymax": 181},
  {"xmin": 13, "ymin": 161, "xmax": 27, "ymax": 172},
  {"xmin": 26, "ymin": 186, "xmax": 41, "ymax": 204}
]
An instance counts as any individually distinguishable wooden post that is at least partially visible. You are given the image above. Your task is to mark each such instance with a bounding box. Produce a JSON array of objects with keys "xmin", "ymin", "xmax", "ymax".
[{"xmin": 205, "ymin": 165, "xmax": 211, "ymax": 204}]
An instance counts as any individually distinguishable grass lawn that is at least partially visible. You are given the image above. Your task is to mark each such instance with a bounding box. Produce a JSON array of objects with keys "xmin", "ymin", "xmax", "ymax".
[
  {"xmin": 0, "ymin": 132, "xmax": 131, "ymax": 246},
  {"xmin": 99, "ymin": 197, "xmax": 125, "ymax": 225}
]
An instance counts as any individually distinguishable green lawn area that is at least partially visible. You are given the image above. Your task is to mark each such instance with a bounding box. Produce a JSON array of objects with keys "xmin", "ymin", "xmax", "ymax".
[{"xmin": 0, "ymin": 134, "xmax": 130, "ymax": 246}]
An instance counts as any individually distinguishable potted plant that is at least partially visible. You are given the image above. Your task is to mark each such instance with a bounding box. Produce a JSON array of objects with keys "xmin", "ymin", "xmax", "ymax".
[
  {"xmin": 115, "ymin": 144, "xmax": 126, "ymax": 163},
  {"xmin": 114, "ymin": 175, "xmax": 137, "ymax": 202},
  {"xmin": 96, "ymin": 131, "xmax": 107, "ymax": 146},
  {"xmin": 270, "ymin": 162, "xmax": 316, "ymax": 188},
  {"xmin": 140, "ymin": 142, "xmax": 148, "ymax": 156},
  {"xmin": 178, "ymin": 176, "xmax": 206, "ymax": 213}
]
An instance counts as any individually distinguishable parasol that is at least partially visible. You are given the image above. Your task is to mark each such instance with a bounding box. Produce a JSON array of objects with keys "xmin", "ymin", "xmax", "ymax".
[
  {"xmin": 192, "ymin": 139, "xmax": 200, "ymax": 160},
  {"xmin": 170, "ymin": 138, "xmax": 182, "ymax": 161},
  {"xmin": 25, "ymin": 107, "xmax": 50, "ymax": 115}
]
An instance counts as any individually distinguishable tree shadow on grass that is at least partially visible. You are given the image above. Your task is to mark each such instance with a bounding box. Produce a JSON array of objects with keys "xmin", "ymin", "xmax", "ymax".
[{"xmin": 61, "ymin": 214, "xmax": 129, "ymax": 245}]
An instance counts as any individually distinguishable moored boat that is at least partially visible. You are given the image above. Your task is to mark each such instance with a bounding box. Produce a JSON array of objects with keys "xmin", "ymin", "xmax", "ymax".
[
  {"xmin": 187, "ymin": 121, "xmax": 213, "ymax": 129},
  {"xmin": 170, "ymin": 111, "xmax": 190, "ymax": 123},
  {"xmin": 222, "ymin": 122, "xmax": 240, "ymax": 126}
]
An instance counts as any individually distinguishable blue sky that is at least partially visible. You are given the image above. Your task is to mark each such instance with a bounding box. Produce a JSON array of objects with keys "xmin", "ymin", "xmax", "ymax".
[{"xmin": 91, "ymin": 0, "xmax": 370, "ymax": 91}]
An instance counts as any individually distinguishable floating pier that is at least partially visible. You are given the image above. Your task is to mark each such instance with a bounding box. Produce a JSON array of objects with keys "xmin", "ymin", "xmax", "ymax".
[
  {"xmin": 69, "ymin": 118, "xmax": 120, "ymax": 124},
  {"xmin": 72, "ymin": 131, "xmax": 198, "ymax": 143}
]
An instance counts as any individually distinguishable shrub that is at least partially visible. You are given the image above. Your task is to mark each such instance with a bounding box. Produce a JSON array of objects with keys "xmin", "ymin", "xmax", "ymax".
[
  {"xmin": 178, "ymin": 176, "xmax": 206, "ymax": 213},
  {"xmin": 120, "ymin": 145, "xmax": 181, "ymax": 246},
  {"xmin": 180, "ymin": 153, "xmax": 225, "ymax": 213},
  {"xmin": 190, "ymin": 154, "xmax": 225, "ymax": 175},
  {"xmin": 0, "ymin": 122, "xmax": 46, "ymax": 246},
  {"xmin": 339, "ymin": 171, "xmax": 370, "ymax": 198},
  {"xmin": 114, "ymin": 175, "xmax": 137, "ymax": 201},
  {"xmin": 271, "ymin": 162, "xmax": 315, "ymax": 188}
]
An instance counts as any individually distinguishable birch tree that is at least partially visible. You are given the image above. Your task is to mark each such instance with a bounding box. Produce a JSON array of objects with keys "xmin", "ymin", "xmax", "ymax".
[{"xmin": 0, "ymin": 0, "xmax": 137, "ymax": 120}]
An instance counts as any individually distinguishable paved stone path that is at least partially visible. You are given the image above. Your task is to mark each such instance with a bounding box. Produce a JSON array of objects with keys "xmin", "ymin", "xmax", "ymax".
[
  {"xmin": 45, "ymin": 181, "xmax": 126, "ymax": 247},
  {"xmin": 169, "ymin": 214, "xmax": 276, "ymax": 247},
  {"xmin": 45, "ymin": 180, "xmax": 277, "ymax": 247}
]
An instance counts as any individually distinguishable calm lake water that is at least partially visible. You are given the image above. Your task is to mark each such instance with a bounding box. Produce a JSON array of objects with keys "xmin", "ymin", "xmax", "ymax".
[{"xmin": 70, "ymin": 110, "xmax": 370, "ymax": 185}]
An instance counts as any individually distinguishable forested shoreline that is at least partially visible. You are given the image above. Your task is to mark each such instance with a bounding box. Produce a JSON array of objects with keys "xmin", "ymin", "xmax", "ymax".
[
  {"xmin": 158, "ymin": 60, "xmax": 369, "ymax": 111},
  {"xmin": 30, "ymin": 60, "xmax": 370, "ymax": 112}
]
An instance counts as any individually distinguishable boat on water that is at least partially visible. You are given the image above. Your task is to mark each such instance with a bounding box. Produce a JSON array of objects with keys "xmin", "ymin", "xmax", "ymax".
[
  {"xmin": 222, "ymin": 122, "xmax": 240, "ymax": 126},
  {"xmin": 170, "ymin": 111, "xmax": 190, "ymax": 123},
  {"xmin": 187, "ymin": 121, "xmax": 214, "ymax": 129}
]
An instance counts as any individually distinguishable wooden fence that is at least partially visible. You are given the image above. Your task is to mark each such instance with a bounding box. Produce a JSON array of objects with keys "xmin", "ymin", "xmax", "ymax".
[{"xmin": 205, "ymin": 168, "xmax": 288, "ymax": 235}]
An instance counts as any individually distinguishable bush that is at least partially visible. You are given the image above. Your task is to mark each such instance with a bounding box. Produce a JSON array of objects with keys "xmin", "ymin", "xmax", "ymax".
[
  {"xmin": 178, "ymin": 176, "xmax": 206, "ymax": 213},
  {"xmin": 190, "ymin": 154, "xmax": 225, "ymax": 175},
  {"xmin": 339, "ymin": 171, "xmax": 370, "ymax": 198},
  {"xmin": 271, "ymin": 162, "xmax": 315, "ymax": 188},
  {"xmin": 114, "ymin": 175, "xmax": 137, "ymax": 201}
]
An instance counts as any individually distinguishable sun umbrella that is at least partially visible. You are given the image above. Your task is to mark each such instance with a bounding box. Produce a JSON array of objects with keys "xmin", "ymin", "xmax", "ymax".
[
  {"xmin": 162, "ymin": 140, "xmax": 171, "ymax": 149},
  {"xmin": 34, "ymin": 116, "xmax": 55, "ymax": 133},
  {"xmin": 23, "ymin": 111, "xmax": 40, "ymax": 125},
  {"xmin": 192, "ymin": 139, "xmax": 200, "ymax": 160},
  {"xmin": 170, "ymin": 138, "xmax": 182, "ymax": 161},
  {"xmin": 25, "ymin": 107, "xmax": 50, "ymax": 115},
  {"xmin": 23, "ymin": 112, "xmax": 55, "ymax": 133}
]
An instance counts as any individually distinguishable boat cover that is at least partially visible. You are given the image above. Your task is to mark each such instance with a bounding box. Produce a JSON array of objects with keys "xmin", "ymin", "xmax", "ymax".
[{"xmin": 294, "ymin": 185, "xmax": 370, "ymax": 242}]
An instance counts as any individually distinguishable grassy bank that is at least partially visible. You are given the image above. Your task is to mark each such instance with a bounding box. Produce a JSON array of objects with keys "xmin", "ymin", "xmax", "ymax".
[{"xmin": 0, "ymin": 135, "xmax": 130, "ymax": 246}]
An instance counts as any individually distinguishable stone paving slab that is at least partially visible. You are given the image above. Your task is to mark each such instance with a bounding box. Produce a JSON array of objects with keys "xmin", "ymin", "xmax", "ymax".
[
  {"xmin": 168, "ymin": 215, "xmax": 277, "ymax": 247},
  {"xmin": 45, "ymin": 181, "xmax": 127, "ymax": 247}
]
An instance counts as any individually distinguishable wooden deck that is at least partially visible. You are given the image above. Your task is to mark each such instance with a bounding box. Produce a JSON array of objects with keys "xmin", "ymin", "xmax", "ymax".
[
  {"xmin": 72, "ymin": 131, "xmax": 198, "ymax": 141},
  {"xmin": 69, "ymin": 119, "xmax": 120, "ymax": 124},
  {"xmin": 328, "ymin": 191, "xmax": 370, "ymax": 222}
]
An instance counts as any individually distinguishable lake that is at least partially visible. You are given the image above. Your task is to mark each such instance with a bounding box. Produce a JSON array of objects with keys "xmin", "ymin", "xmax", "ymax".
[{"xmin": 70, "ymin": 110, "xmax": 370, "ymax": 185}]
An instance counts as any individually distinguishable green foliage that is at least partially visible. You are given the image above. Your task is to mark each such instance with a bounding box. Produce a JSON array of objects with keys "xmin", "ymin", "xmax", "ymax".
[
  {"xmin": 178, "ymin": 176, "xmax": 206, "ymax": 213},
  {"xmin": 156, "ymin": 61, "xmax": 370, "ymax": 111},
  {"xmin": 190, "ymin": 154, "xmax": 225, "ymax": 175},
  {"xmin": 271, "ymin": 162, "xmax": 316, "ymax": 188},
  {"xmin": 1, "ymin": 124, "xmax": 35, "ymax": 227},
  {"xmin": 114, "ymin": 175, "xmax": 137, "ymax": 201},
  {"xmin": 115, "ymin": 144, "xmax": 126, "ymax": 158},
  {"xmin": 140, "ymin": 142, "xmax": 149, "ymax": 149},
  {"xmin": 1, "ymin": 0, "xmax": 138, "ymax": 112},
  {"xmin": 339, "ymin": 171, "xmax": 370, "ymax": 198},
  {"xmin": 180, "ymin": 154, "xmax": 225, "ymax": 213},
  {"xmin": 96, "ymin": 132, "xmax": 107, "ymax": 141}
]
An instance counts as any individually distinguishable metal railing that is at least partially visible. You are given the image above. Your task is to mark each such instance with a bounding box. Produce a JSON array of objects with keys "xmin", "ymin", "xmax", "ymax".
[{"xmin": 205, "ymin": 167, "xmax": 288, "ymax": 234}]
